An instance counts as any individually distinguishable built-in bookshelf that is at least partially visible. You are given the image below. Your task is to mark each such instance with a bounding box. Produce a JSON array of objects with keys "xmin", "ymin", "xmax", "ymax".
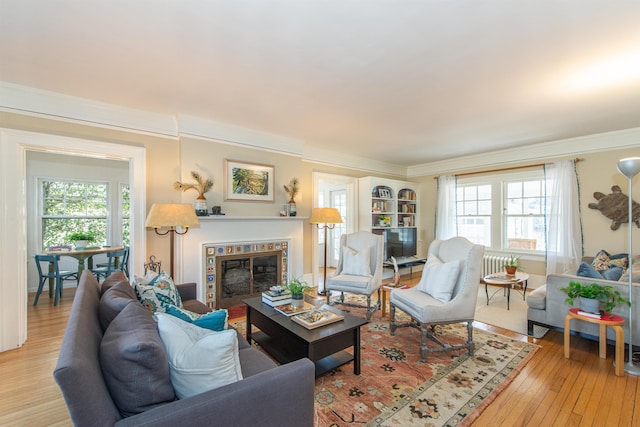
[{"xmin": 358, "ymin": 177, "xmax": 419, "ymax": 231}]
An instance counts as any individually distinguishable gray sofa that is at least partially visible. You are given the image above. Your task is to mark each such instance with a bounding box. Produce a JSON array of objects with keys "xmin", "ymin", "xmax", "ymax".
[
  {"xmin": 527, "ymin": 257, "xmax": 640, "ymax": 345},
  {"xmin": 54, "ymin": 270, "xmax": 315, "ymax": 426}
]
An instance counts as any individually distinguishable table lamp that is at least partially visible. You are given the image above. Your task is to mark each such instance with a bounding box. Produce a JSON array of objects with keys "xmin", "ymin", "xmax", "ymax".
[
  {"xmin": 310, "ymin": 207, "xmax": 343, "ymax": 295},
  {"xmin": 145, "ymin": 203, "xmax": 199, "ymax": 278},
  {"xmin": 617, "ymin": 156, "xmax": 640, "ymax": 376}
]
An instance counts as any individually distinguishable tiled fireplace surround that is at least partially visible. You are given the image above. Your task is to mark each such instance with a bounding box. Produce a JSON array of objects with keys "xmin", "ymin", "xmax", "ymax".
[{"xmin": 177, "ymin": 216, "xmax": 306, "ymax": 308}]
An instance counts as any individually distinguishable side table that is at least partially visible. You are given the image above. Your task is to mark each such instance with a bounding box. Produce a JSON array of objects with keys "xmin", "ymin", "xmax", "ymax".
[
  {"xmin": 381, "ymin": 283, "xmax": 411, "ymax": 318},
  {"xmin": 483, "ymin": 271, "xmax": 529, "ymax": 310},
  {"xmin": 564, "ymin": 308, "xmax": 625, "ymax": 376}
]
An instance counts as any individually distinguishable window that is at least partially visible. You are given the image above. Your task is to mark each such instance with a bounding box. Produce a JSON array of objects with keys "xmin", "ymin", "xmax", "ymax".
[
  {"xmin": 41, "ymin": 180, "xmax": 109, "ymax": 249},
  {"xmin": 120, "ymin": 184, "xmax": 130, "ymax": 246},
  {"xmin": 456, "ymin": 171, "xmax": 546, "ymax": 253}
]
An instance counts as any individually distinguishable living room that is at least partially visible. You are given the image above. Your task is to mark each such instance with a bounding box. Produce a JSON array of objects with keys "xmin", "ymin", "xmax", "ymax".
[{"xmin": 0, "ymin": 2, "xmax": 639, "ymax": 425}]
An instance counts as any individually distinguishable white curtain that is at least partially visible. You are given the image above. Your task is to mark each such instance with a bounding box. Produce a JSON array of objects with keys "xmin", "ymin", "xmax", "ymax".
[
  {"xmin": 545, "ymin": 160, "xmax": 583, "ymax": 275},
  {"xmin": 435, "ymin": 175, "xmax": 457, "ymax": 240}
]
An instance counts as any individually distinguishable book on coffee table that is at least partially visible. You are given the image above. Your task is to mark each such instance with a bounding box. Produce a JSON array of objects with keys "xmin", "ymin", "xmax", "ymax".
[
  {"xmin": 274, "ymin": 301, "xmax": 315, "ymax": 317},
  {"xmin": 291, "ymin": 308, "xmax": 344, "ymax": 329}
]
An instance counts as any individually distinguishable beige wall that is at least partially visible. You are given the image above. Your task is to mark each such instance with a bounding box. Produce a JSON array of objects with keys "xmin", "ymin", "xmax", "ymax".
[{"xmin": 3, "ymin": 111, "xmax": 638, "ymax": 280}]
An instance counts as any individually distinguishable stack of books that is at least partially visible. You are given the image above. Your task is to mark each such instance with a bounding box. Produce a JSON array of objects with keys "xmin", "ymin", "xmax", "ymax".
[
  {"xmin": 261, "ymin": 290, "xmax": 292, "ymax": 307},
  {"xmin": 577, "ymin": 310, "xmax": 605, "ymax": 319}
]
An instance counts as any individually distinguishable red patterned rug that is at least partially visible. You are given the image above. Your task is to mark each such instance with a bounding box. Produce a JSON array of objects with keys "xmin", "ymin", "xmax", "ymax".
[{"xmin": 230, "ymin": 303, "xmax": 538, "ymax": 427}]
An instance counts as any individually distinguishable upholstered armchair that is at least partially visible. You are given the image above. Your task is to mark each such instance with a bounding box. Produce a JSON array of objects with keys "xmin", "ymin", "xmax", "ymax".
[
  {"xmin": 326, "ymin": 231, "xmax": 384, "ymax": 321},
  {"xmin": 390, "ymin": 237, "xmax": 484, "ymax": 362}
]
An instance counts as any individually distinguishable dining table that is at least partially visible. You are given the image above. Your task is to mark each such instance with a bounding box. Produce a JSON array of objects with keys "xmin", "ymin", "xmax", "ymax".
[{"xmin": 41, "ymin": 246, "xmax": 125, "ymax": 297}]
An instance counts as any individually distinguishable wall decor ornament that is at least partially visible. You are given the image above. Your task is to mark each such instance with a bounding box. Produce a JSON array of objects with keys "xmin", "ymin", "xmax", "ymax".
[
  {"xmin": 224, "ymin": 159, "xmax": 274, "ymax": 202},
  {"xmin": 174, "ymin": 171, "xmax": 214, "ymax": 216},
  {"xmin": 588, "ymin": 185, "xmax": 640, "ymax": 230},
  {"xmin": 283, "ymin": 178, "xmax": 299, "ymax": 216}
]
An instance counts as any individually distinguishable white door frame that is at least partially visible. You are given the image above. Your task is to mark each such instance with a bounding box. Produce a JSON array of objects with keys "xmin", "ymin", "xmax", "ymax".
[{"xmin": 0, "ymin": 129, "xmax": 146, "ymax": 352}]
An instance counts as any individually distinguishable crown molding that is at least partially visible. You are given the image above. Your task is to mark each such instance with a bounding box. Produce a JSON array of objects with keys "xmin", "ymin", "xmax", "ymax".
[
  {"xmin": 302, "ymin": 145, "xmax": 408, "ymax": 177},
  {"xmin": 0, "ymin": 82, "xmax": 178, "ymax": 137},
  {"xmin": 178, "ymin": 114, "xmax": 305, "ymax": 156},
  {"xmin": 407, "ymin": 127, "xmax": 640, "ymax": 178}
]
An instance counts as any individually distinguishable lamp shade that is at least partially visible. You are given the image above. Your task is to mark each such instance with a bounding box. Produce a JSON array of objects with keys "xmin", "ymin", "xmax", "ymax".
[
  {"xmin": 617, "ymin": 157, "xmax": 640, "ymax": 178},
  {"xmin": 145, "ymin": 203, "xmax": 200, "ymax": 229},
  {"xmin": 309, "ymin": 207, "xmax": 343, "ymax": 225}
]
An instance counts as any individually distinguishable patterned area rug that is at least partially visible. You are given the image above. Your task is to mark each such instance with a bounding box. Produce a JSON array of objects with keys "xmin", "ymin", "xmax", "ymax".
[{"xmin": 230, "ymin": 300, "xmax": 538, "ymax": 427}]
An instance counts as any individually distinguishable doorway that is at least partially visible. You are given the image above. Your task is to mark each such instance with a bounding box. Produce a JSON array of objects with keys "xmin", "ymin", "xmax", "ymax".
[
  {"xmin": 0, "ymin": 128, "xmax": 146, "ymax": 352},
  {"xmin": 312, "ymin": 172, "xmax": 357, "ymax": 289}
]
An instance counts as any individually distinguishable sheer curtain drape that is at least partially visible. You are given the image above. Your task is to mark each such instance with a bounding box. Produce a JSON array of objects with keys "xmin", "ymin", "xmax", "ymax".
[
  {"xmin": 545, "ymin": 160, "xmax": 583, "ymax": 275},
  {"xmin": 435, "ymin": 175, "xmax": 457, "ymax": 240}
]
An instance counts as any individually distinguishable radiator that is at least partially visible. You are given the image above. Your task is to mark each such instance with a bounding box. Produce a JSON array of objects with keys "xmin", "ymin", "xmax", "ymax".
[{"xmin": 482, "ymin": 255, "xmax": 511, "ymax": 277}]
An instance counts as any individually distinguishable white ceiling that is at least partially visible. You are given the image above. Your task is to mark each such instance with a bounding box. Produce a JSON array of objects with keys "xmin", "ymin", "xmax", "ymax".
[{"xmin": 1, "ymin": 1, "xmax": 639, "ymax": 166}]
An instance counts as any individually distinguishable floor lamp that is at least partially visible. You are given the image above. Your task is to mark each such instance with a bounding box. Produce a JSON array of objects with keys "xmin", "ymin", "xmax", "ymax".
[
  {"xmin": 145, "ymin": 203, "xmax": 200, "ymax": 279},
  {"xmin": 310, "ymin": 207, "xmax": 343, "ymax": 296},
  {"xmin": 617, "ymin": 157, "xmax": 640, "ymax": 376}
]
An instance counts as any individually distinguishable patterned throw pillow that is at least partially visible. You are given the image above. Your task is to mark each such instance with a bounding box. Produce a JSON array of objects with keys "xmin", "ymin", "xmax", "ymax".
[
  {"xmin": 591, "ymin": 250, "xmax": 628, "ymax": 271},
  {"xmin": 165, "ymin": 305, "xmax": 228, "ymax": 331},
  {"xmin": 134, "ymin": 271, "xmax": 183, "ymax": 313}
]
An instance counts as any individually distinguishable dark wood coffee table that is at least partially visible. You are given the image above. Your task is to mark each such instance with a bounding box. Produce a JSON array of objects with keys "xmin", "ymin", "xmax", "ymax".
[{"xmin": 244, "ymin": 297, "xmax": 368, "ymax": 376}]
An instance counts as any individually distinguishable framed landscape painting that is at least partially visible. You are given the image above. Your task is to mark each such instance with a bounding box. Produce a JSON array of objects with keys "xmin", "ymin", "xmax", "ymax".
[{"xmin": 225, "ymin": 159, "xmax": 274, "ymax": 202}]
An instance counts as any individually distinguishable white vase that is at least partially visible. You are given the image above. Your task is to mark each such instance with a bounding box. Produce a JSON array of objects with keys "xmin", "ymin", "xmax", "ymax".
[{"xmin": 291, "ymin": 295, "xmax": 304, "ymax": 308}]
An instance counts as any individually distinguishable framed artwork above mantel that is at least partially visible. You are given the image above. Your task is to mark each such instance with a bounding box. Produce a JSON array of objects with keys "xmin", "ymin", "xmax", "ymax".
[{"xmin": 224, "ymin": 159, "xmax": 275, "ymax": 202}]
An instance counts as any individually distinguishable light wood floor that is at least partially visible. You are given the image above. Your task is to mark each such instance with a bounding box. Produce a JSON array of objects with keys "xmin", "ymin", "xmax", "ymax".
[{"xmin": 0, "ymin": 279, "xmax": 638, "ymax": 426}]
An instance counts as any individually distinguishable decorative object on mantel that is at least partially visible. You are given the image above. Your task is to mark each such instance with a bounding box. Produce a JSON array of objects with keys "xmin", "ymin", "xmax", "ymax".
[
  {"xmin": 145, "ymin": 203, "xmax": 199, "ymax": 278},
  {"xmin": 174, "ymin": 171, "xmax": 214, "ymax": 216},
  {"xmin": 617, "ymin": 156, "xmax": 640, "ymax": 376},
  {"xmin": 224, "ymin": 159, "xmax": 275, "ymax": 202},
  {"xmin": 310, "ymin": 207, "xmax": 343, "ymax": 296},
  {"xmin": 588, "ymin": 185, "xmax": 640, "ymax": 230},
  {"xmin": 283, "ymin": 177, "xmax": 299, "ymax": 216}
]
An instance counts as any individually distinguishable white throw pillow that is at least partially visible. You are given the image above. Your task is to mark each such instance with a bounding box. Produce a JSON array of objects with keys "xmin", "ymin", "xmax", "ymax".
[
  {"xmin": 342, "ymin": 246, "xmax": 372, "ymax": 277},
  {"xmin": 156, "ymin": 313, "xmax": 243, "ymax": 399},
  {"xmin": 418, "ymin": 256, "xmax": 462, "ymax": 303}
]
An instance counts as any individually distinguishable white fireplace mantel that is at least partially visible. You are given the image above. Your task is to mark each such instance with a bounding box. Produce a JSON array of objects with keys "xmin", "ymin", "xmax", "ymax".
[{"xmin": 177, "ymin": 216, "xmax": 308, "ymax": 302}]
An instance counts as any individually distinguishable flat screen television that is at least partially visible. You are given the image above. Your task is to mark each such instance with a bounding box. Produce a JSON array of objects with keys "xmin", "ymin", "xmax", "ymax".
[{"xmin": 373, "ymin": 227, "xmax": 417, "ymax": 261}]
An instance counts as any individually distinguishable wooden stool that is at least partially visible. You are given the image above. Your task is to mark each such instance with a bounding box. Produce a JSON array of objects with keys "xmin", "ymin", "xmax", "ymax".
[{"xmin": 564, "ymin": 308, "xmax": 625, "ymax": 376}]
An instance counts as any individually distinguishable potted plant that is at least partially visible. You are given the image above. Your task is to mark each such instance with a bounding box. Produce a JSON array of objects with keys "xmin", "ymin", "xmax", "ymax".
[
  {"xmin": 378, "ymin": 215, "xmax": 386, "ymax": 227},
  {"xmin": 560, "ymin": 281, "xmax": 630, "ymax": 315},
  {"xmin": 174, "ymin": 171, "xmax": 214, "ymax": 216},
  {"xmin": 504, "ymin": 255, "xmax": 519, "ymax": 276},
  {"xmin": 67, "ymin": 232, "xmax": 95, "ymax": 249},
  {"xmin": 287, "ymin": 277, "xmax": 309, "ymax": 308}
]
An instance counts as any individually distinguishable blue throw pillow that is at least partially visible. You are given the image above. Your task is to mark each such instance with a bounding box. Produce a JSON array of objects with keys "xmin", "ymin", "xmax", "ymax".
[
  {"xmin": 576, "ymin": 262, "xmax": 603, "ymax": 279},
  {"xmin": 576, "ymin": 262, "xmax": 624, "ymax": 281},
  {"xmin": 165, "ymin": 305, "xmax": 228, "ymax": 332}
]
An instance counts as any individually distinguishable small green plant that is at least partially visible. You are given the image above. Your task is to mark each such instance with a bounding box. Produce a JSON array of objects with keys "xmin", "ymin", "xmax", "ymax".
[
  {"xmin": 560, "ymin": 281, "xmax": 630, "ymax": 313},
  {"xmin": 504, "ymin": 255, "xmax": 519, "ymax": 268},
  {"xmin": 67, "ymin": 232, "xmax": 95, "ymax": 243},
  {"xmin": 287, "ymin": 277, "xmax": 309, "ymax": 296}
]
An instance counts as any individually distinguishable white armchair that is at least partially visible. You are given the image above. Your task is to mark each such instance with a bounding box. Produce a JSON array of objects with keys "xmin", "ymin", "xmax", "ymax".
[
  {"xmin": 390, "ymin": 237, "xmax": 484, "ymax": 362},
  {"xmin": 326, "ymin": 231, "xmax": 384, "ymax": 320}
]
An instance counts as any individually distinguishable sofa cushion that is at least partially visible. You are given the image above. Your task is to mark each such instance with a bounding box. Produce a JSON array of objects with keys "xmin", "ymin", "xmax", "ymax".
[
  {"xmin": 577, "ymin": 262, "xmax": 624, "ymax": 281},
  {"xmin": 165, "ymin": 305, "xmax": 228, "ymax": 332},
  {"xmin": 99, "ymin": 279, "xmax": 138, "ymax": 331},
  {"xmin": 418, "ymin": 256, "xmax": 461, "ymax": 303},
  {"xmin": 156, "ymin": 313, "xmax": 243, "ymax": 399},
  {"xmin": 527, "ymin": 285, "xmax": 547, "ymax": 310},
  {"xmin": 100, "ymin": 271, "xmax": 130, "ymax": 295},
  {"xmin": 100, "ymin": 302, "xmax": 176, "ymax": 417},
  {"xmin": 134, "ymin": 271, "xmax": 183, "ymax": 313}
]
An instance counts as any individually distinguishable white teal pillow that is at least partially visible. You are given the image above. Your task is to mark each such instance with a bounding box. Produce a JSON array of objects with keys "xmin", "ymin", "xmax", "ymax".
[
  {"xmin": 156, "ymin": 313, "xmax": 243, "ymax": 399},
  {"xmin": 418, "ymin": 256, "xmax": 462, "ymax": 303},
  {"xmin": 342, "ymin": 246, "xmax": 372, "ymax": 277},
  {"xmin": 165, "ymin": 305, "xmax": 228, "ymax": 332},
  {"xmin": 133, "ymin": 271, "xmax": 183, "ymax": 313}
]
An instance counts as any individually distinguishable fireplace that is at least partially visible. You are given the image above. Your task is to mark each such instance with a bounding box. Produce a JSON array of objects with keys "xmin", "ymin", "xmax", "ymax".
[{"xmin": 203, "ymin": 240, "xmax": 289, "ymax": 308}]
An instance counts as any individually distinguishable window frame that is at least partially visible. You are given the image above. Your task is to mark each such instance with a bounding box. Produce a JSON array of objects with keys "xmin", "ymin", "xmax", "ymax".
[{"xmin": 456, "ymin": 169, "xmax": 546, "ymax": 258}]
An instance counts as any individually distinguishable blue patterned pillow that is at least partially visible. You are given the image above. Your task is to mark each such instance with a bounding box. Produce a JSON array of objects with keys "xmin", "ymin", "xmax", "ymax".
[
  {"xmin": 133, "ymin": 271, "xmax": 183, "ymax": 313},
  {"xmin": 165, "ymin": 305, "xmax": 228, "ymax": 331},
  {"xmin": 592, "ymin": 250, "xmax": 628, "ymax": 271},
  {"xmin": 576, "ymin": 262, "xmax": 624, "ymax": 281}
]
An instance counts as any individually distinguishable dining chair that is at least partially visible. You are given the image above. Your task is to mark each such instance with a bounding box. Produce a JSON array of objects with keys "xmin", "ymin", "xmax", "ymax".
[
  {"xmin": 91, "ymin": 248, "xmax": 127, "ymax": 281},
  {"xmin": 94, "ymin": 246, "xmax": 130, "ymax": 277},
  {"xmin": 33, "ymin": 254, "xmax": 78, "ymax": 306}
]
